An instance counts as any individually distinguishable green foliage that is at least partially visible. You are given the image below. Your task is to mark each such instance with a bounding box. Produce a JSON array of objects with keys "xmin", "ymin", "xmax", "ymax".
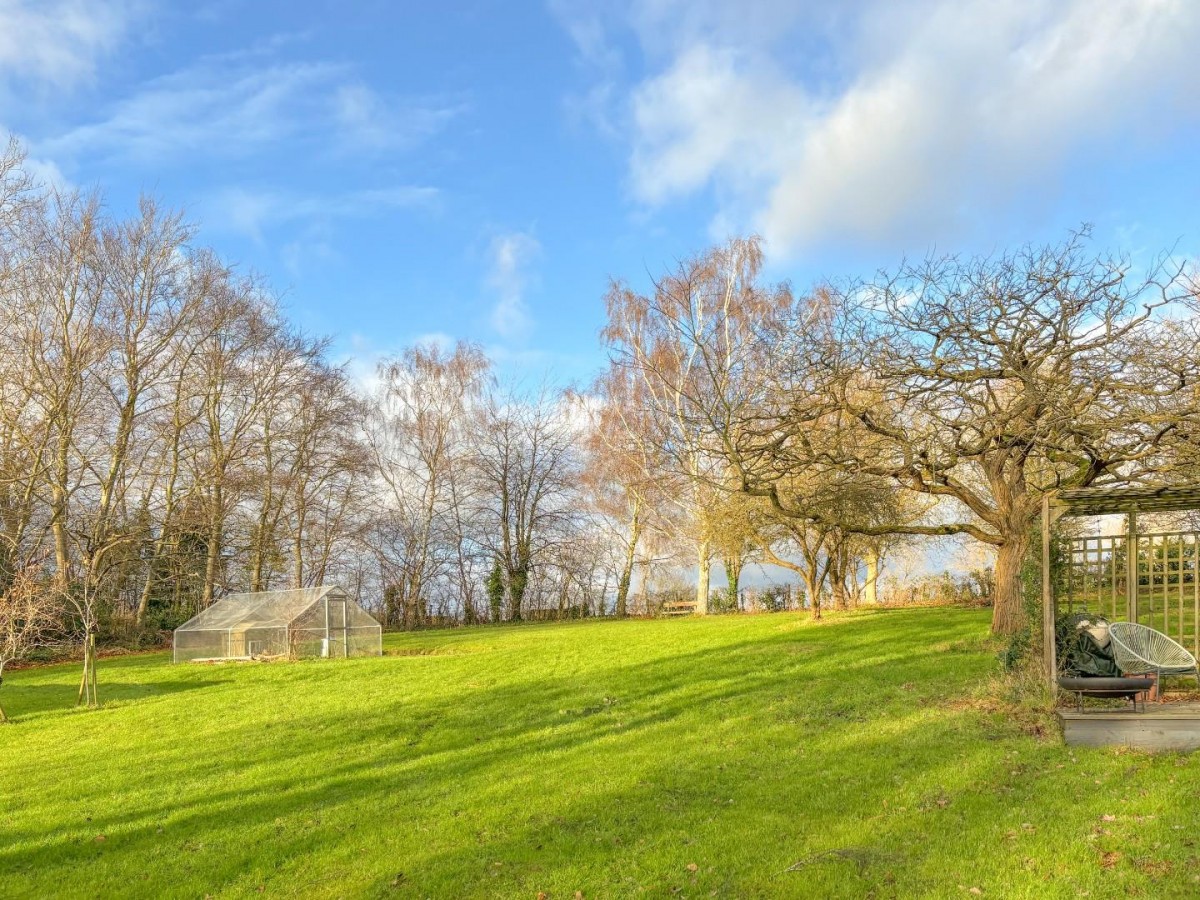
[
  {"xmin": 96, "ymin": 610, "xmax": 170, "ymax": 651},
  {"xmin": 508, "ymin": 567, "xmax": 528, "ymax": 620},
  {"xmin": 485, "ymin": 559, "xmax": 504, "ymax": 623},
  {"xmin": 709, "ymin": 587, "xmax": 739, "ymax": 615},
  {"xmin": 4, "ymin": 609, "xmax": 1199, "ymax": 897},
  {"xmin": 748, "ymin": 584, "xmax": 797, "ymax": 613}
]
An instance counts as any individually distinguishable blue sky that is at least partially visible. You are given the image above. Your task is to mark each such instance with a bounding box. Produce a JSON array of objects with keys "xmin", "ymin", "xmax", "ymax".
[{"xmin": 2, "ymin": 0, "xmax": 1199, "ymax": 387}]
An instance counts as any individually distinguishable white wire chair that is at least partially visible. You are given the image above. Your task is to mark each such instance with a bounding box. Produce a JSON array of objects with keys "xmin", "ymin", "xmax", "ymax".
[{"xmin": 1108, "ymin": 622, "xmax": 1200, "ymax": 696}]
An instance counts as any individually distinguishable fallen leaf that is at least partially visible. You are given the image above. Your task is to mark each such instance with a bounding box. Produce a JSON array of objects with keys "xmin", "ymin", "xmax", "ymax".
[
  {"xmin": 1101, "ymin": 814, "xmax": 1117, "ymax": 822},
  {"xmin": 686, "ymin": 863, "xmax": 699, "ymax": 873},
  {"xmin": 94, "ymin": 834, "xmax": 106, "ymax": 843},
  {"xmin": 537, "ymin": 893, "xmax": 548, "ymax": 900},
  {"xmin": 969, "ymin": 889, "xmax": 983, "ymax": 896}
]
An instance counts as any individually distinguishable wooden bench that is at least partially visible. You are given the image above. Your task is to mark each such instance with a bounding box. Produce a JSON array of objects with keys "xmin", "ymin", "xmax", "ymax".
[{"xmin": 660, "ymin": 600, "xmax": 698, "ymax": 617}]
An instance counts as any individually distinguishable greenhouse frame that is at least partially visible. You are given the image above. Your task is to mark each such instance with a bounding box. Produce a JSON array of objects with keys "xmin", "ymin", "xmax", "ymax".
[{"xmin": 173, "ymin": 586, "xmax": 382, "ymax": 663}]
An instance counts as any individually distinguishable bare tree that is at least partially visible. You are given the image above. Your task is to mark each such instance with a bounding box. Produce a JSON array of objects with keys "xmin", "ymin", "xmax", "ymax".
[
  {"xmin": 578, "ymin": 367, "xmax": 678, "ymax": 617},
  {"xmin": 367, "ymin": 341, "xmax": 491, "ymax": 627},
  {"xmin": 473, "ymin": 385, "xmax": 582, "ymax": 621},
  {"xmin": 602, "ymin": 236, "xmax": 791, "ymax": 614},
  {"xmin": 744, "ymin": 233, "xmax": 1200, "ymax": 634},
  {"xmin": 0, "ymin": 560, "xmax": 60, "ymax": 722}
]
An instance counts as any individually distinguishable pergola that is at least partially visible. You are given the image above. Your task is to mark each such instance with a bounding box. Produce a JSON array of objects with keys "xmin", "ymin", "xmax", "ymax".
[{"xmin": 1041, "ymin": 483, "xmax": 1200, "ymax": 691}]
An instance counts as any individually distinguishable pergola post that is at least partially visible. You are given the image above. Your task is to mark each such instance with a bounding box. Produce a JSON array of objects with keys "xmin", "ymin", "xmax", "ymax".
[
  {"xmin": 1126, "ymin": 509, "xmax": 1138, "ymax": 623},
  {"xmin": 1042, "ymin": 494, "xmax": 1056, "ymax": 693}
]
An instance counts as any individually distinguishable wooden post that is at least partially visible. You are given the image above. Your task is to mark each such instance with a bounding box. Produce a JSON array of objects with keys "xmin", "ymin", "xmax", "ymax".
[
  {"xmin": 1127, "ymin": 510, "xmax": 1138, "ymax": 623},
  {"xmin": 89, "ymin": 632, "xmax": 97, "ymax": 707},
  {"xmin": 1042, "ymin": 495, "xmax": 1056, "ymax": 694},
  {"xmin": 76, "ymin": 639, "xmax": 89, "ymax": 706}
]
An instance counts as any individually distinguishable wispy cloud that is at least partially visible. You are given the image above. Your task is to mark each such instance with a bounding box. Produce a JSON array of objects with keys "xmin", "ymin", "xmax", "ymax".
[
  {"xmin": 38, "ymin": 46, "xmax": 462, "ymax": 166},
  {"xmin": 0, "ymin": 0, "xmax": 139, "ymax": 91},
  {"xmin": 561, "ymin": 0, "xmax": 1200, "ymax": 256},
  {"xmin": 486, "ymin": 231, "xmax": 541, "ymax": 341},
  {"xmin": 334, "ymin": 82, "xmax": 462, "ymax": 152},
  {"xmin": 205, "ymin": 184, "xmax": 440, "ymax": 244},
  {"xmin": 550, "ymin": 0, "xmax": 626, "ymax": 138}
]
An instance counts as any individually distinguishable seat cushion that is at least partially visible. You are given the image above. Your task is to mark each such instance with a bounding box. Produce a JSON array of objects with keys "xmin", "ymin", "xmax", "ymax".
[{"xmin": 1082, "ymin": 621, "xmax": 1110, "ymax": 648}]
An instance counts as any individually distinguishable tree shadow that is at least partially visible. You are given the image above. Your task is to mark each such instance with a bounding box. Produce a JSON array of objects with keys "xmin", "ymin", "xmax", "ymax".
[
  {"xmin": 0, "ymin": 678, "xmax": 231, "ymax": 722},
  {"xmin": 9, "ymin": 609, "xmax": 1161, "ymax": 897}
]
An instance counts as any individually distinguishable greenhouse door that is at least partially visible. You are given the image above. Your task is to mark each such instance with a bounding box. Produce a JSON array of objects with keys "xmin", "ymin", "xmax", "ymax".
[{"xmin": 326, "ymin": 597, "xmax": 348, "ymax": 659}]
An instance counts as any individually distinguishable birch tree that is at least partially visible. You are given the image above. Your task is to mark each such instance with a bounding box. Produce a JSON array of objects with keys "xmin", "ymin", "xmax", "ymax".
[{"xmin": 602, "ymin": 236, "xmax": 791, "ymax": 614}]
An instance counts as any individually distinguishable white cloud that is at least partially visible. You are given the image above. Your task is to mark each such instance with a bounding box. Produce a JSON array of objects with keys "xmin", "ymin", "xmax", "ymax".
[
  {"xmin": 566, "ymin": 0, "xmax": 1200, "ymax": 255},
  {"xmin": 486, "ymin": 231, "xmax": 541, "ymax": 340},
  {"xmin": 630, "ymin": 44, "xmax": 808, "ymax": 206},
  {"xmin": 0, "ymin": 0, "xmax": 137, "ymax": 91}
]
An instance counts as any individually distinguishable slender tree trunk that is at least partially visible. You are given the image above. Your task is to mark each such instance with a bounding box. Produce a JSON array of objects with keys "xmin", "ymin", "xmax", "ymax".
[
  {"xmin": 136, "ymin": 530, "xmax": 165, "ymax": 625},
  {"xmin": 76, "ymin": 632, "xmax": 98, "ymax": 708},
  {"xmin": 557, "ymin": 577, "xmax": 569, "ymax": 619},
  {"xmin": 615, "ymin": 502, "xmax": 642, "ymax": 618},
  {"xmin": 992, "ymin": 532, "xmax": 1029, "ymax": 635},
  {"xmin": 202, "ymin": 492, "xmax": 223, "ymax": 607},
  {"xmin": 51, "ymin": 492, "xmax": 71, "ymax": 590},
  {"xmin": 292, "ymin": 503, "xmax": 307, "ymax": 588},
  {"xmin": 695, "ymin": 539, "xmax": 711, "ymax": 615},
  {"xmin": 250, "ymin": 419, "xmax": 276, "ymax": 592},
  {"xmin": 76, "ymin": 642, "xmax": 89, "ymax": 705},
  {"xmin": 803, "ymin": 572, "xmax": 822, "ymax": 621},
  {"xmin": 864, "ymin": 547, "xmax": 880, "ymax": 605}
]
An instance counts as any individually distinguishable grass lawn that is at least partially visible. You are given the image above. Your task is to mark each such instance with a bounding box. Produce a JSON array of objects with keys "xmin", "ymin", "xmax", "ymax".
[{"xmin": 3, "ymin": 607, "xmax": 1199, "ymax": 898}]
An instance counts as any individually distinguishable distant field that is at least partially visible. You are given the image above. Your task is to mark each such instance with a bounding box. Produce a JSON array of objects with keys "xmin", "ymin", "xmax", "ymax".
[{"xmin": 3, "ymin": 608, "xmax": 1199, "ymax": 898}]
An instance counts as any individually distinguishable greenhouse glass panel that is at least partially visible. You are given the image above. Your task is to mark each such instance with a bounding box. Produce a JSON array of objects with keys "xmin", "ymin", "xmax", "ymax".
[{"xmin": 173, "ymin": 586, "xmax": 383, "ymax": 662}]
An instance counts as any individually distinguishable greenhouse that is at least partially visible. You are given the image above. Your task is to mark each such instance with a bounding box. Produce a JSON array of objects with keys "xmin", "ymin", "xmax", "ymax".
[{"xmin": 173, "ymin": 586, "xmax": 382, "ymax": 663}]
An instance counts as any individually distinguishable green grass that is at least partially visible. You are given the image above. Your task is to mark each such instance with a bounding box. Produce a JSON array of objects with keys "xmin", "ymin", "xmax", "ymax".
[{"xmin": 2, "ymin": 608, "xmax": 1199, "ymax": 898}]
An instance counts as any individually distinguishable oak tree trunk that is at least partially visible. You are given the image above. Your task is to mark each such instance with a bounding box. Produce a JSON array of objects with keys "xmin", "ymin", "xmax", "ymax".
[{"xmin": 991, "ymin": 532, "xmax": 1029, "ymax": 636}]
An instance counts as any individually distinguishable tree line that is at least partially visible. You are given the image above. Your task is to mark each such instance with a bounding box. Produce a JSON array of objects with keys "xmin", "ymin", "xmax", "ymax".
[
  {"xmin": 4, "ymin": 133, "xmax": 1200, "ymax": 714},
  {"xmin": 602, "ymin": 234, "xmax": 1200, "ymax": 637}
]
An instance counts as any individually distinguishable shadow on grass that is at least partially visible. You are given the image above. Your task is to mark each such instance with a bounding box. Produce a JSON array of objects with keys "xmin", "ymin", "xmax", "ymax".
[
  {"xmin": 0, "ymin": 609, "xmax": 1021, "ymax": 897},
  {"xmin": 0, "ymin": 678, "xmax": 232, "ymax": 723},
  {"xmin": 21, "ymin": 609, "xmax": 1141, "ymax": 898}
]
